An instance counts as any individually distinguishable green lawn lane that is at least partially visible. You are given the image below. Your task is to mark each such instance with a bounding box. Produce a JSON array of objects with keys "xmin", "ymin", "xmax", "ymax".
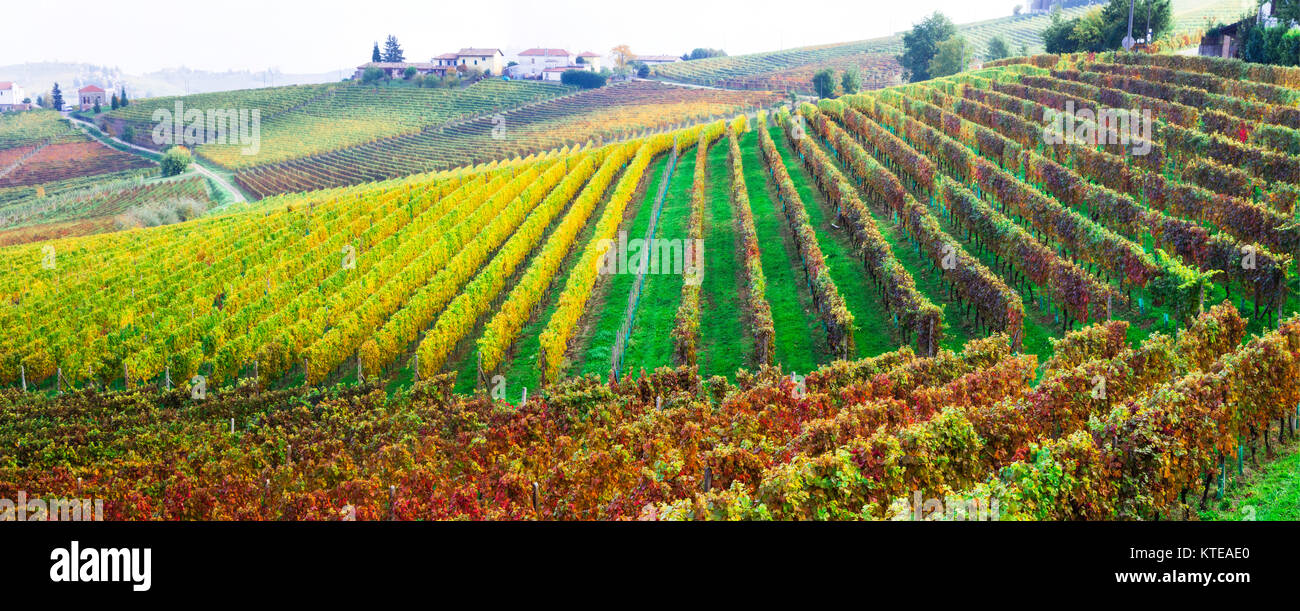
[
  {"xmin": 699, "ymin": 137, "xmax": 754, "ymax": 379},
  {"xmin": 739, "ymin": 129, "xmax": 831, "ymax": 373},
  {"xmin": 573, "ymin": 154, "xmax": 669, "ymax": 379},
  {"xmin": 768, "ymin": 124, "xmax": 902, "ymax": 359},
  {"xmin": 620, "ymin": 147, "xmax": 698, "ymax": 374}
]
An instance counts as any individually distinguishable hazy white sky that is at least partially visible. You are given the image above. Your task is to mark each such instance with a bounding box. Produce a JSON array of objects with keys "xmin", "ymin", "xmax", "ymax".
[{"xmin": 4, "ymin": 0, "xmax": 1023, "ymax": 74}]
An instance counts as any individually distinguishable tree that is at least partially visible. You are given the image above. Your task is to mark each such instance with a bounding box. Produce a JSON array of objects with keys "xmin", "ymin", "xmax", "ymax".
[
  {"xmin": 636, "ymin": 63, "xmax": 650, "ymax": 78},
  {"xmin": 92, "ymin": 99, "xmax": 101, "ymax": 114},
  {"xmin": 1043, "ymin": 5, "xmax": 1080, "ymax": 53},
  {"xmin": 929, "ymin": 35, "xmax": 972, "ymax": 78},
  {"xmin": 372, "ymin": 42, "xmax": 382, "ymax": 63},
  {"xmin": 682, "ymin": 48, "xmax": 727, "ymax": 60},
  {"xmin": 51, "ymin": 83, "xmax": 63, "ymax": 111},
  {"xmin": 160, "ymin": 146, "xmax": 192, "ymax": 177},
  {"xmin": 36, "ymin": 95, "xmax": 43, "ymax": 107},
  {"xmin": 1068, "ymin": 7, "xmax": 1110, "ymax": 52},
  {"xmin": 561, "ymin": 69, "xmax": 607, "ymax": 89},
  {"xmin": 111, "ymin": 93, "xmax": 119, "ymax": 110},
  {"xmin": 898, "ymin": 11, "xmax": 957, "ymax": 82},
  {"xmin": 840, "ymin": 69, "xmax": 861, "ymax": 94},
  {"xmin": 382, "ymin": 35, "xmax": 405, "ymax": 63},
  {"xmin": 120, "ymin": 87, "xmax": 128, "ymax": 107},
  {"xmin": 361, "ymin": 67, "xmax": 385, "ymax": 84},
  {"xmin": 611, "ymin": 45, "xmax": 634, "ymax": 68},
  {"xmin": 1045, "ymin": 0, "xmax": 1171, "ymax": 53},
  {"xmin": 986, "ymin": 35, "xmax": 1011, "ymax": 60},
  {"xmin": 403, "ymin": 66, "xmax": 418, "ymax": 80},
  {"xmin": 812, "ymin": 68, "xmax": 837, "ymax": 98},
  {"xmin": 1099, "ymin": 0, "xmax": 1171, "ymax": 48}
]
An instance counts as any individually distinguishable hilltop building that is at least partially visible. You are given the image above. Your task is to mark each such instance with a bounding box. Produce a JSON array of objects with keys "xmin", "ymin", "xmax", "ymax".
[
  {"xmin": 0, "ymin": 82, "xmax": 27, "ymax": 111},
  {"xmin": 77, "ymin": 85, "xmax": 106, "ymax": 109},
  {"xmin": 511, "ymin": 48, "xmax": 573, "ymax": 78},
  {"xmin": 452, "ymin": 48, "xmax": 505, "ymax": 75},
  {"xmin": 353, "ymin": 62, "xmax": 454, "ymax": 80},
  {"xmin": 508, "ymin": 48, "xmax": 605, "ymax": 79}
]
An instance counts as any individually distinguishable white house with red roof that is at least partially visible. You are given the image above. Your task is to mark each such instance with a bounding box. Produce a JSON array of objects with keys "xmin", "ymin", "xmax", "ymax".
[
  {"xmin": 0, "ymin": 82, "xmax": 27, "ymax": 111},
  {"xmin": 78, "ymin": 85, "xmax": 107, "ymax": 109}
]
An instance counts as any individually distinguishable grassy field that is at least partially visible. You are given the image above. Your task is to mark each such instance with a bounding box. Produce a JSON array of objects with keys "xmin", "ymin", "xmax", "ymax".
[
  {"xmin": 739, "ymin": 129, "xmax": 830, "ymax": 373},
  {"xmin": 767, "ymin": 124, "xmax": 906, "ymax": 359},
  {"xmin": 571, "ymin": 153, "xmax": 669, "ymax": 379},
  {"xmin": 617, "ymin": 147, "xmax": 698, "ymax": 375},
  {"xmin": 698, "ymin": 135, "xmax": 755, "ymax": 378}
]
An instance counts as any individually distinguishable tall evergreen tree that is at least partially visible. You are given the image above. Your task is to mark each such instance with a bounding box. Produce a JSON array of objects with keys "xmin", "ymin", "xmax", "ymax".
[
  {"xmin": 372, "ymin": 42, "xmax": 382, "ymax": 63},
  {"xmin": 111, "ymin": 93, "xmax": 119, "ymax": 110},
  {"xmin": 120, "ymin": 86, "xmax": 128, "ymax": 106},
  {"xmin": 51, "ymin": 83, "xmax": 63, "ymax": 111},
  {"xmin": 382, "ymin": 35, "xmax": 405, "ymax": 63}
]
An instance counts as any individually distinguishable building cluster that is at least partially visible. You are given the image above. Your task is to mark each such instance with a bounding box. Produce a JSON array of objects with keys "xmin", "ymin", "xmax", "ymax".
[
  {"xmin": 0, "ymin": 82, "xmax": 120, "ymax": 113},
  {"xmin": 352, "ymin": 46, "xmax": 681, "ymax": 82}
]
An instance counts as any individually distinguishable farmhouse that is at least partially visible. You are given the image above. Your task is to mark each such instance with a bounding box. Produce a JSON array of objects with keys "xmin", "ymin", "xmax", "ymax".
[
  {"xmin": 0, "ymin": 82, "xmax": 27, "ymax": 111},
  {"xmin": 77, "ymin": 85, "xmax": 107, "ymax": 109},
  {"xmin": 353, "ymin": 62, "xmax": 453, "ymax": 80},
  {"xmin": 575, "ymin": 51, "xmax": 603, "ymax": 71},
  {"xmin": 511, "ymin": 48, "xmax": 572, "ymax": 78},
  {"xmin": 454, "ymin": 48, "xmax": 505, "ymax": 75}
]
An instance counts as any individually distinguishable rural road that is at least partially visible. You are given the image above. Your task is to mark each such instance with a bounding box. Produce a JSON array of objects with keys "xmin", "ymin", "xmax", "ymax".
[{"xmin": 66, "ymin": 114, "xmax": 248, "ymax": 204}]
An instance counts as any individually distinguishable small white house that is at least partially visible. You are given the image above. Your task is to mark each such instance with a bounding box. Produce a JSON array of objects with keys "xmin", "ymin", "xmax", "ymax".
[
  {"xmin": 541, "ymin": 67, "xmax": 571, "ymax": 82},
  {"xmin": 0, "ymin": 82, "xmax": 27, "ymax": 111}
]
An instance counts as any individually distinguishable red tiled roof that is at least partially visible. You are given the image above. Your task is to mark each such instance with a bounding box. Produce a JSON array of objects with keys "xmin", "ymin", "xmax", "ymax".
[
  {"xmin": 434, "ymin": 53, "xmax": 459, "ymax": 60},
  {"xmin": 0, "ymin": 82, "xmax": 13, "ymax": 90},
  {"xmin": 519, "ymin": 48, "xmax": 571, "ymax": 57},
  {"xmin": 458, "ymin": 48, "xmax": 503, "ymax": 56},
  {"xmin": 79, "ymin": 85, "xmax": 105, "ymax": 93}
]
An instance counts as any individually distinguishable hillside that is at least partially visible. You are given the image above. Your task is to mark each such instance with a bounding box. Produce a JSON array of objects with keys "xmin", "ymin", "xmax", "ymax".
[
  {"xmin": 3, "ymin": 50, "xmax": 1300, "ymax": 523},
  {"xmin": 651, "ymin": 0, "xmax": 1248, "ymax": 93},
  {"xmin": 0, "ymin": 61, "xmax": 339, "ymax": 100}
]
